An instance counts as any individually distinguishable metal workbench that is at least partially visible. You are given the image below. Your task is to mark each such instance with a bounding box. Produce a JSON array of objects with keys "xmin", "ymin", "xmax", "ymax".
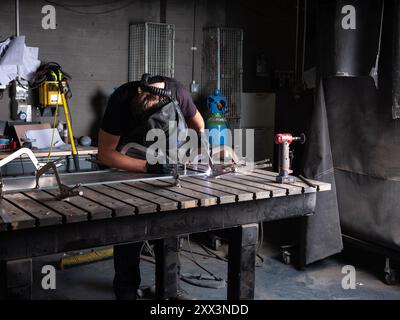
[{"xmin": 0, "ymin": 169, "xmax": 330, "ymax": 300}]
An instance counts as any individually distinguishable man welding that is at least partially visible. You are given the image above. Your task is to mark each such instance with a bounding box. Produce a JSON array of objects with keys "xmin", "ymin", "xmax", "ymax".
[{"xmin": 98, "ymin": 74, "xmax": 205, "ymax": 300}]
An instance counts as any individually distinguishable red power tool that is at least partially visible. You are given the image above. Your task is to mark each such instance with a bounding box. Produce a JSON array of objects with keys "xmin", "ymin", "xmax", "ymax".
[{"xmin": 275, "ymin": 133, "xmax": 306, "ymax": 183}]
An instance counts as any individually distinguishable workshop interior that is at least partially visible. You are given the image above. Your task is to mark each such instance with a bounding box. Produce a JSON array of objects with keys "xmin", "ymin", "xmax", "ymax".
[{"xmin": 0, "ymin": 0, "xmax": 399, "ymax": 301}]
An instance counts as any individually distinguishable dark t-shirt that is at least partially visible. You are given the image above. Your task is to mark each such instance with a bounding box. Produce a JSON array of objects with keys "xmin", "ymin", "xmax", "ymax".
[{"xmin": 101, "ymin": 78, "xmax": 197, "ymax": 140}]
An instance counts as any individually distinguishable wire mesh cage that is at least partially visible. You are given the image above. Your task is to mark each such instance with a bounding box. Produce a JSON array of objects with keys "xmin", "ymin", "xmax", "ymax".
[
  {"xmin": 129, "ymin": 22, "xmax": 175, "ymax": 81},
  {"xmin": 202, "ymin": 28, "xmax": 243, "ymax": 128}
]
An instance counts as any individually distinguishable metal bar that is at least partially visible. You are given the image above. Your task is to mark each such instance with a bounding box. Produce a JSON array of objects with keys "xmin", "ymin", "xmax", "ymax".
[
  {"xmin": 60, "ymin": 93, "xmax": 79, "ymax": 171},
  {"xmin": 191, "ymin": 0, "xmax": 196, "ymax": 82},
  {"xmin": 144, "ymin": 23, "xmax": 149, "ymax": 74},
  {"xmin": 217, "ymin": 28, "xmax": 221, "ymax": 90},
  {"xmin": 0, "ymin": 148, "xmax": 40, "ymax": 170},
  {"xmin": 1, "ymin": 169, "xmax": 205, "ymax": 194},
  {"xmin": 302, "ymin": 0, "xmax": 307, "ymax": 80},
  {"xmin": 393, "ymin": 0, "xmax": 400, "ymax": 118},
  {"xmin": 170, "ymin": 24, "xmax": 175, "ymax": 78},
  {"xmin": 343, "ymin": 234, "xmax": 400, "ymax": 262},
  {"xmin": 15, "ymin": 0, "xmax": 20, "ymax": 37},
  {"xmin": 295, "ymin": 0, "xmax": 300, "ymax": 80}
]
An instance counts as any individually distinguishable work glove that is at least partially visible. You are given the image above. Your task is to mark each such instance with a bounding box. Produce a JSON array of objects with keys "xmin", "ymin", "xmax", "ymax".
[{"xmin": 146, "ymin": 162, "xmax": 178, "ymax": 175}]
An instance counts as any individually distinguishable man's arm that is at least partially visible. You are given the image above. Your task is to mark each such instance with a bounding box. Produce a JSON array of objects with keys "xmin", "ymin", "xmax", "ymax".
[
  {"xmin": 186, "ymin": 110, "xmax": 205, "ymax": 133},
  {"xmin": 98, "ymin": 129, "xmax": 147, "ymax": 172}
]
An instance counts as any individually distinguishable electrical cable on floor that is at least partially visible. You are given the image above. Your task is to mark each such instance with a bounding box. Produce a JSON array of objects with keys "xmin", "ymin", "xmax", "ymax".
[
  {"xmin": 138, "ymin": 232, "xmax": 263, "ymax": 290},
  {"xmin": 256, "ymin": 222, "xmax": 265, "ymax": 265},
  {"xmin": 198, "ymin": 242, "xmax": 227, "ymax": 262},
  {"xmin": 178, "ymin": 235, "xmax": 226, "ymax": 289},
  {"xmin": 256, "ymin": 254, "xmax": 265, "ymax": 264},
  {"xmin": 139, "ymin": 240, "xmax": 149, "ymax": 256},
  {"xmin": 144, "ymin": 240, "xmax": 155, "ymax": 259},
  {"xmin": 179, "ymin": 252, "xmax": 226, "ymax": 289},
  {"xmin": 186, "ymin": 235, "xmax": 223, "ymax": 280},
  {"xmin": 180, "ymin": 248, "xmax": 225, "ymax": 261}
]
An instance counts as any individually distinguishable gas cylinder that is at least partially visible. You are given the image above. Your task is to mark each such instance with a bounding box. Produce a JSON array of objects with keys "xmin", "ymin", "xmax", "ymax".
[{"xmin": 206, "ymin": 89, "xmax": 229, "ymax": 146}]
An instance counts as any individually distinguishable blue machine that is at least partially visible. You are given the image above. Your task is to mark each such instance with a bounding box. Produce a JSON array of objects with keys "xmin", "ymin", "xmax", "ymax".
[{"xmin": 206, "ymin": 89, "xmax": 230, "ymax": 146}]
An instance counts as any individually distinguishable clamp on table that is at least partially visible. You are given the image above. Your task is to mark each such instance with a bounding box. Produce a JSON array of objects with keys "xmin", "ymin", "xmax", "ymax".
[
  {"xmin": 121, "ymin": 142, "xmax": 186, "ymax": 188},
  {"xmin": 35, "ymin": 160, "xmax": 83, "ymax": 200},
  {"xmin": 0, "ymin": 148, "xmax": 82, "ymax": 200},
  {"xmin": 208, "ymin": 157, "xmax": 272, "ymax": 178},
  {"xmin": 191, "ymin": 143, "xmax": 272, "ymax": 178}
]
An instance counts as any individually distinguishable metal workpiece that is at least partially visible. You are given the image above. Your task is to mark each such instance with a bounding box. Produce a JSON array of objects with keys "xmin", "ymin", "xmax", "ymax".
[
  {"xmin": 0, "ymin": 148, "xmax": 41, "ymax": 170},
  {"xmin": 0, "ymin": 169, "xmax": 204, "ymax": 194}
]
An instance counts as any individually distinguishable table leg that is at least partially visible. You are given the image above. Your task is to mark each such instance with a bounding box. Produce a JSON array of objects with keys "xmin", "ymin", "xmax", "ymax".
[
  {"xmin": 154, "ymin": 237, "xmax": 179, "ymax": 299},
  {"xmin": 0, "ymin": 258, "xmax": 32, "ymax": 300},
  {"xmin": 227, "ymin": 223, "xmax": 258, "ymax": 300},
  {"xmin": 296, "ymin": 214, "xmax": 312, "ymax": 270}
]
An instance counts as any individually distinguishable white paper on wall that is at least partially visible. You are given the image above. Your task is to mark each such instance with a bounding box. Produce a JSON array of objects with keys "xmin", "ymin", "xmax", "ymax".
[
  {"xmin": 25, "ymin": 128, "xmax": 70, "ymax": 150},
  {"xmin": 0, "ymin": 36, "xmax": 41, "ymax": 86}
]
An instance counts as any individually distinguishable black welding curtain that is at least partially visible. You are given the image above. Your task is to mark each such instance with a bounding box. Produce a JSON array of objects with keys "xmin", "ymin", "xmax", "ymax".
[
  {"xmin": 299, "ymin": 0, "xmax": 398, "ymax": 264},
  {"xmin": 301, "ymin": 80, "xmax": 342, "ymax": 264},
  {"xmin": 303, "ymin": 76, "xmax": 400, "ymax": 263}
]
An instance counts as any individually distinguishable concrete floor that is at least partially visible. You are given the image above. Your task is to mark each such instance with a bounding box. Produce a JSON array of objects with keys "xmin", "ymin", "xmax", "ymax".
[{"xmin": 31, "ymin": 239, "xmax": 400, "ymax": 300}]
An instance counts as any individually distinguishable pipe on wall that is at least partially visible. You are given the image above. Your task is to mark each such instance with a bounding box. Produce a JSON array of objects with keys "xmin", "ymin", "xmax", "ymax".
[{"xmin": 392, "ymin": 0, "xmax": 400, "ymax": 119}]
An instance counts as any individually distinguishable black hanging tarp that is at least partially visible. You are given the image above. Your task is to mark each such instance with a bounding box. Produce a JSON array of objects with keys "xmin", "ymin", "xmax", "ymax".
[
  {"xmin": 303, "ymin": 76, "xmax": 400, "ymax": 263},
  {"xmin": 301, "ymin": 81, "xmax": 343, "ymax": 264}
]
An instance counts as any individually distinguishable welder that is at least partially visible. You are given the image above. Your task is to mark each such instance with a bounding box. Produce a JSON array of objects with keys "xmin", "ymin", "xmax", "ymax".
[{"xmin": 98, "ymin": 74, "xmax": 205, "ymax": 300}]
